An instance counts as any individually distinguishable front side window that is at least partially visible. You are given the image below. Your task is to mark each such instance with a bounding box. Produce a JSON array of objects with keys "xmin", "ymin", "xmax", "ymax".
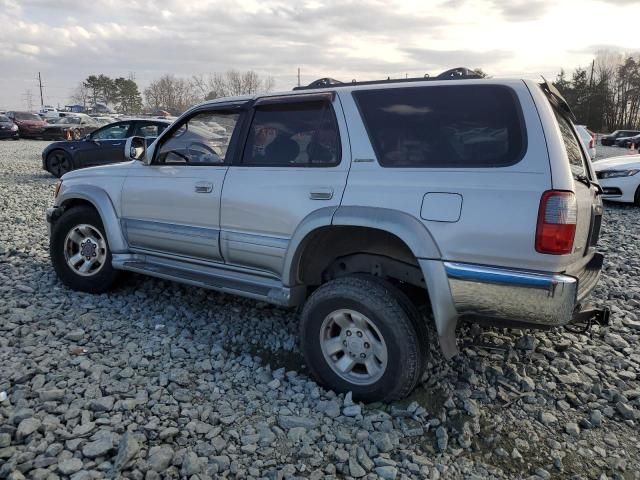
[
  {"xmin": 155, "ymin": 111, "xmax": 239, "ymax": 165},
  {"xmin": 554, "ymin": 111, "xmax": 586, "ymax": 177},
  {"xmin": 133, "ymin": 122, "xmax": 168, "ymax": 138},
  {"xmin": 242, "ymin": 100, "xmax": 340, "ymax": 167},
  {"xmin": 353, "ymin": 85, "xmax": 526, "ymax": 168},
  {"xmin": 91, "ymin": 123, "xmax": 131, "ymax": 140}
]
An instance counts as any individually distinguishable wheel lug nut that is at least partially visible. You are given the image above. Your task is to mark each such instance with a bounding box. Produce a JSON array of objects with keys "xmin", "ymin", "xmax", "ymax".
[
  {"xmin": 364, "ymin": 342, "xmax": 370, "ymax": 349},
  {"xmin": 360, "ymin": 353, "xmax": 366, "ymax": 359},
  {"xmin": 346, "ymin": 331, "xmax": 352, "ymax": 336},
  {"xmin": 343, "ymin": 341, "xmax": 347, "ymax": 346},
  {"xmin": 357, "ymin": 331, "xmax": 363, "ymax": 337}
]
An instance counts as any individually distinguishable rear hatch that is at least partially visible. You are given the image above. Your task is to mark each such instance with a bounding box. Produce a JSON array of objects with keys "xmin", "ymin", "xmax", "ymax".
[{"xmin": 538, "ymin": 79, "xmax": 603, "ymax": 274}]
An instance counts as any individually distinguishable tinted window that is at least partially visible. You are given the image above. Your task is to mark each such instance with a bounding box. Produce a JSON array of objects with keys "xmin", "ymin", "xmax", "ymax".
[
  {"xmin": 0, "ymin": 115, "xmax": 9, "ymax": 122},
  {"xmin": 133, "ymin": 122, "xmax": 167, "ymax": 137},
  {"xmin": 156, "ymin": 111, "xmax": 239, "ymax": 165},
  {"xmin": 353, "ymin": 85, "xmax": 525, "ymax": 168},
  {"xmin": 243, "ymin": 101, "xmax": 340, "ymax": 166},
  {"xmin": 554, "ymin": 111, "xmax": 586, "ymax": 176},
  {"xmin": 15, "ymin": 112, "xmax": 41, "ymax": 121},
  {"xmin": 92, "ymin": 123, "xmax": 131, "ymax": 140}
]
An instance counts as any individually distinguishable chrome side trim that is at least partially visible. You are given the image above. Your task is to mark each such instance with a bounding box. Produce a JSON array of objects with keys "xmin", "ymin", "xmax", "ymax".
[
  {"xmin": 444, "ymin": 262, "xmax": 577, "ymax": 326},
  {"xmin": 122, "ymin": 218, "xmax": 221, "ymax": 261},
  {"xmin": 220, "ymin": 231, "xmax": 288, "ymax": 276}
]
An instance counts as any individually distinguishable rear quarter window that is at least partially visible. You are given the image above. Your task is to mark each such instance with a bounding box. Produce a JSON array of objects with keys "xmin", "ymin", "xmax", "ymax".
[
  {"xmin": 353, "ymin": 84, "xmax": 526, "ymax": 168},
  {"xmin": 553, "ymin": 111, "xmax": 586, "ymax": 177}
]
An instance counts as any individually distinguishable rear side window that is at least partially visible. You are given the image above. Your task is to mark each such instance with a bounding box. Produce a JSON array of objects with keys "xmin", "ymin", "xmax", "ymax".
[
  {"xmin": 553, "ymin": 111, "xmax": 586, "ymax": 176},
  {"xmin": 242, "ymin": 101, "xmax": 341, "ymax": 167},
  {"xmin": 353, "ymin": 85, "xmax": 526, "ymax": 168}
]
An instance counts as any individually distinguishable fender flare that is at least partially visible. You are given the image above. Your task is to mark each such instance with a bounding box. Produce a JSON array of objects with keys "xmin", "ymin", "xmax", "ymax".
[
  {"xmin": 282, "ymin": 206, "xmax": 442, "ymax": 287},
  {"xmin": 55, "ymin": 185, "xmax": 128, "ymax": 253}
]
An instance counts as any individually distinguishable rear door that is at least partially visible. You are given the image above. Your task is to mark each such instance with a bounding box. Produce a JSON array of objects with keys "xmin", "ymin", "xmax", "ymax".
[{"xmin": 219, "ymin": 93, "xmax": 350, "ymax": 276}]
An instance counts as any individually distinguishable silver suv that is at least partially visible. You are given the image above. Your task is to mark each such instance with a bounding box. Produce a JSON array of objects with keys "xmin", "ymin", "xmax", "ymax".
[{"xmin": 47, "ymin": 69, "xmax": 605, "ymax": 402}]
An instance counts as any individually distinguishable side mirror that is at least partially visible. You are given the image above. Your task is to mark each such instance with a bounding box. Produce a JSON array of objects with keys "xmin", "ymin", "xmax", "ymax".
[{"xmin": 124, "ymin": 136, "xmax": 146, "ymax": 161}]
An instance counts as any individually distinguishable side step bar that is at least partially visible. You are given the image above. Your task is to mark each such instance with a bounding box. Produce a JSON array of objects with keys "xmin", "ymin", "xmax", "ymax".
[{"xmin": 112, "ymin": 255, "xmax": 305, "ymax": 307}]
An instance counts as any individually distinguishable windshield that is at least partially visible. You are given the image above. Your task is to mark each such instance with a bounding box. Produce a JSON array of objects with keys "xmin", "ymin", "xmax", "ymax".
[
  {"xmin": 15, "ymin": 112, "xmax": 41, "ymax": 121},
  {"xmin": 0, "ymin": 115, "xmax": 9, "ymax": 122}
]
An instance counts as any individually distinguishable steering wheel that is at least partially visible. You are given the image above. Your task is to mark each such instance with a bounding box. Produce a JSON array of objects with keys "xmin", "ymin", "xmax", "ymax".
[{"xmin": 187, "ymin": 142, "xmax": 222, "ymax": 163}]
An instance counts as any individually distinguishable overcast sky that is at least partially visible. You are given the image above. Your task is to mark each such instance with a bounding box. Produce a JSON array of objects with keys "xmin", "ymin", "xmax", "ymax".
[{"xmin": 1, "ymin": 0, "xmax": 638, "ymax": 110}]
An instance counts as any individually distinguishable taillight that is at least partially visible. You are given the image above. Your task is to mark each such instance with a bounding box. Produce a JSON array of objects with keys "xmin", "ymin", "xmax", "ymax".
[{"xmin": 535, "ymin": 191, "xmax": 577, "ymax": 255}]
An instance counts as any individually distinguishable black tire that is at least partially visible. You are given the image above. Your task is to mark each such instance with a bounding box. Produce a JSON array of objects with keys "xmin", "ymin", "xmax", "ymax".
[
  {"xmin": 46, "ymin": 150, "xmax": 73, "ymax": 178},
  {"xmin": 635, "ymin": 186, "xmax": 640, "ymax": 207},
  {"xmin": 50, "ymin": 206, "xmax": 119, "ymax": 293},
  {"xmin": 300, "ymin": 275, "xmax": 425, "ymax": 402}
]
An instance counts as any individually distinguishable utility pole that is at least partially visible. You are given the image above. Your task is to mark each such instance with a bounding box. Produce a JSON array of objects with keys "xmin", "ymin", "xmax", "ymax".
[
  {"xmin": 297, "ymin": 68, "xmax": 300, "ymax": 88},
  {"xmin": 586, "ymin": 59, "xmax": 595, "ymax": 126},
  {"xmin": 38, "ymin": 72, "xmax": 44, "ymax": 107}
]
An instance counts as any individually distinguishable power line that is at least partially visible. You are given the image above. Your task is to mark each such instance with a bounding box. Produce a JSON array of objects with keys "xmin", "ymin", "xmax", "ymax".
[{"xmin": 21, "ymin": 89, "xmax": 34, "ymax": 111}]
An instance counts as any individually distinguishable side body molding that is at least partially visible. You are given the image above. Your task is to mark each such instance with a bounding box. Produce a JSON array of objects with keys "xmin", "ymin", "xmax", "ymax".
[{"xmin": 56, "ymin": 185, "xmax": 128, "ymax": 253}]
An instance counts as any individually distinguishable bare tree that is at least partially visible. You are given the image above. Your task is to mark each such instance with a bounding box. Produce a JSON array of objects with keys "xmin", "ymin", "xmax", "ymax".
[
  {"xmin": 192, "ymin": 70, "xmax": 275, "ymax": 101},
  {"xmin": 144, "ymin": 75, "xmax": 199, "ymax": 114},
  {"xmin": 69, "ymin": 83, "xmax": 90, "ymax": 109}
]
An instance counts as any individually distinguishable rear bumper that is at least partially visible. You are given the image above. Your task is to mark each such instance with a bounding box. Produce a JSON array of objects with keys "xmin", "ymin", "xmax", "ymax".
[{"xmin": 445, "ymin": 253, "xmax": 603, "ymax": 327}]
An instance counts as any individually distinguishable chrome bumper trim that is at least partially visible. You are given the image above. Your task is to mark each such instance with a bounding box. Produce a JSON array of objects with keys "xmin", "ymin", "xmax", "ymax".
[{"xmin": 444, "ymin": 262, "xmax": 578, "ymax": 327}]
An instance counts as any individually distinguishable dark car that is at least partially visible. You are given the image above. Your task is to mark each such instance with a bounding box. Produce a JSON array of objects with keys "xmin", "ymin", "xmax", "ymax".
[
  {"xmin": 614, "ymin": 133, "xmax": 640, "ymax": 148},
  {"xmin": 6, "ymin": 111, "xmax": 47, "ymax": 138},
  {"xmin": 600, "ymin": 129, "xmax": 640, "ymax": 146},
  {"xmin": 41, "ymin": 114, "xmax": 101, "ymax": 140},
  {"xmin": 42, "ymin": 119, "xmax": 172, "ymax": 177},
  {"xmin": 0, "ymin": 114, "xmax": 19, "ymax": 140}
]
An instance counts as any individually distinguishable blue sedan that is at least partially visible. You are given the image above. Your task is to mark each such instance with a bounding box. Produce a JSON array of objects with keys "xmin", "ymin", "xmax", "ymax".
[{"xmin": 42, "ymin": 119, "xmax": 172, "ymax": 177}]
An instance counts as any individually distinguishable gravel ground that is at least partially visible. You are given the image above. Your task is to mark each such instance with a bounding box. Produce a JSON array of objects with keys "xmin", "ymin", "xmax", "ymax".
[{"xmin": 1, "ymin": 139, "xmax": 639, "ymax": 480}]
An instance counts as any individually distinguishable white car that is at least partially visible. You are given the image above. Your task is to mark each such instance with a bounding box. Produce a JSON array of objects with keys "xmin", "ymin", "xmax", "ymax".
[
  {"xmin": 593, "ymin": 154, "xmax": 640, "ymax": 205},
  {"xmin": 576, "ymin": 125, "xmax": 596, "ymax": 160}
]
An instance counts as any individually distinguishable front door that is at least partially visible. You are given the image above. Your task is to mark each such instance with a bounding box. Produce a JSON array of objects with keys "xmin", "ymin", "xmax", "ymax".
[
  {"xmin": 220, "ymin": 93, "xmax": 350, "ymax": 277},
  {"xmin": 121, "ymin": 108, "xmax": 244, "ymax": 263},
  {"xmin": 78, "ymin": 122, "xmax": 132, "ymax": 167}
]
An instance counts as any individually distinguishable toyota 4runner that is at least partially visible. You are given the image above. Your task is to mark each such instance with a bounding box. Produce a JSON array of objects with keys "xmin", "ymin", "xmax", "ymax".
[{"xmin": 47, "ymin": 68, "xmax": 606, "ymax": 402}]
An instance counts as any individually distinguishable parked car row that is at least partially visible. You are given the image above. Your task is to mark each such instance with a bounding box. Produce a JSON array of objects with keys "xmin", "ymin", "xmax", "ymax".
[{"xmin": 600, "ymin": 129, "xmax": 640, "ymax": 149}]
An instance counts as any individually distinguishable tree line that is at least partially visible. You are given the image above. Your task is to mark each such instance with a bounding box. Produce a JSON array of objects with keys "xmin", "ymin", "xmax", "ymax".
[
  {"xmin": 555, "ymin": 51, "xmax": 640, "ymax": 132},
  {"xmin": 70, "ymin": 70, "xmax": 274, "ymax": 115}
]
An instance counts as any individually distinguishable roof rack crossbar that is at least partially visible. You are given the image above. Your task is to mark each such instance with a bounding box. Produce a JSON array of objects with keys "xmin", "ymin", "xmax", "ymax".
[{"xmin": 293, "ymin": 67, "xmax": 482, "ymax": 91}]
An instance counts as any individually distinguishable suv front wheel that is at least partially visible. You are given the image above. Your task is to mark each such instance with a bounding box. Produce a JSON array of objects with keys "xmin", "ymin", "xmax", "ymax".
[
  {"xmin": 300, "ymin": 275, "xmax": 426, "ymax": 402},
  {"xmin": 50, "ymin": 206, "xmax": 119, "ymax": 293}
]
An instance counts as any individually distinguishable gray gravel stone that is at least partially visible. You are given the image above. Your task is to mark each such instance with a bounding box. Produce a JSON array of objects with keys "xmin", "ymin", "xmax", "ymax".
[
  {"xmin": 82, "ymin": 438, "xmax": 113, "ymax": 458},
  {"xmin": 58, "ymin": 458, "xmax": 83, "ymax": 475}
]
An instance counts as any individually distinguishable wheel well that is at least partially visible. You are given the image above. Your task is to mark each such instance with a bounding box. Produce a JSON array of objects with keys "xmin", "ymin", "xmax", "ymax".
[
  {"xmin": 296, "ymin": 226, "xmax": 425, "ymax": 290},
  {"xmin": 57, "ymin": 199, "xmax": 98, "ymax": 221}
]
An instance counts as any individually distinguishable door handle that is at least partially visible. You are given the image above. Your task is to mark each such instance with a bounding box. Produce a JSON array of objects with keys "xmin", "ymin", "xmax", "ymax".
[
  {"xmin": 195, "ymin": 181, "xmax": 213, "ymax": 193},
  {"xmin": 309, "ymin": 188, "xmax": 333, "ymax": 200}
]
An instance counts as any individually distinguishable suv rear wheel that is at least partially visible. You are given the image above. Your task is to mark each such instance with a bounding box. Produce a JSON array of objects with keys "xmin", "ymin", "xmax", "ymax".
[
  {"xmin": 300, "ymin": 275, "xmax": 426, "ymax": 402},
  {"xmin": 50, "ymin": 206, "xmax": 119, "ymax": 293}
]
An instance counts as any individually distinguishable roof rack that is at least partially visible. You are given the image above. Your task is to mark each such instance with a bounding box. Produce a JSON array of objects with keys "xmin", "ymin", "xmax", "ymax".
[{"xmin": 293, "ymin": 67, "xmax": 483, "ymax": 91}]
